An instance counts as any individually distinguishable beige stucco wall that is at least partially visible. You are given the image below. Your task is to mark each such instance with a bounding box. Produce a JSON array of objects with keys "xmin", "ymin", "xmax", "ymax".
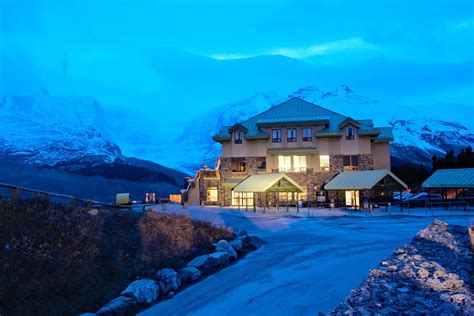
[
  {"xmin": 372, "ymin": 142, "xmax": 391, "ymax": 170},
  {"xmin": 221, "ymin": 125, "xmax": 379, "ymax": 161}
]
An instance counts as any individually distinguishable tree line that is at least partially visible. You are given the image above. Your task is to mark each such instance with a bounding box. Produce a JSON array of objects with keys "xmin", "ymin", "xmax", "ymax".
[{"xmin": 432, "ymin": 145, "xmax": 474, "ymax": 171}]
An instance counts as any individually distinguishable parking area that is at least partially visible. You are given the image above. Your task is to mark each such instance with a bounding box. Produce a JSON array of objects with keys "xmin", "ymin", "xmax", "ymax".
[{"xmin": 140, "ymin": 205, "xmax": 472, "ymax": 316}]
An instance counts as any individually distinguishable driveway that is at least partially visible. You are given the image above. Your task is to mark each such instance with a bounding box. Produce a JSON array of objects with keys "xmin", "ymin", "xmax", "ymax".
[{"xmin": 140, "ymin": 206, "xmax": 472, "ymax": 316}]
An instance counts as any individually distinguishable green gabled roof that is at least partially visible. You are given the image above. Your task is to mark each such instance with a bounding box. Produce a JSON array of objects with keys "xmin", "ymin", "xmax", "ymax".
[
  {"xmin": 268, "ymin": 147, "xmax": 318, "ymax": 155},
  {"xmin": 212, "ymin": 97, "xmax": 393, "ymax": 142},
  {"xmin": 338, "ymin": 117, "xmax": 361, "ymax": 129},
  {"xmin": 358, "ymin": 128, "xmax": 381, "ymax": 137},
  {"xmin": 222, "ymin": 176, "xmax": 248, "ymax": 188},
  {"xmin": 324, "ymin": 170, "xmax": 408, "ymax": 190},
  {"xmin": 212, "ymin": 126, "xmax": 232, "ymax": 141},
  {"xmin": 422, "ymin": 168, "xmax": 474, "ymax": 188},
  {"xmin": 233, "ymin": 173, "xmax": 304, "ymax": 193},
  {"xmin": 314, "ymin": 127, "xmax": 342, "ymax": 138},
  {"xmin": 373, "ymin": 127, "xmax": 394, "ymax": 142},
  {"xmin": 256, "ymin": 115, "xmax": 330, "ymax": 126}
]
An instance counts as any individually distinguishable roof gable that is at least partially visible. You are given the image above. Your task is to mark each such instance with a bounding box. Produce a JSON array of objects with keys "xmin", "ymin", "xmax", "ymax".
[
  {"xmin": 233, "ymin": 173, "xmax": 304, "ymax": 193},
  {"xmin": 324, "ymin": 169, "xmax": 408, "ymax": 190},
  {"xmin": 422, "ymin": 168, "xmax": 474, "ymax": 188},
  {"xmin": 212, "ymin": 97, "xmax": 394, "ymax": 142}
]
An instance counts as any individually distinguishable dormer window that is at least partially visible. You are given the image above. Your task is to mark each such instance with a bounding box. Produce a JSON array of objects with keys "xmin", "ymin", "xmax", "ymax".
[
  {"xmin": 345, "ymin": 126, "xmax": 355, "ymax": 140},
  {"xmin": 287, "ymin": 128, "xmax": 297, "ymax": 142},
  {"xmin": 234, "ymin": 131, "xmax": 243, "ymax": 144}
]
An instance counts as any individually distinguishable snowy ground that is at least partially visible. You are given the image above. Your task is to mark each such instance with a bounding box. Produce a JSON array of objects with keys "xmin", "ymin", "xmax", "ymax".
[{"xmin": 140, "ymin": 205, "xmax": 473, "ymax": 316}]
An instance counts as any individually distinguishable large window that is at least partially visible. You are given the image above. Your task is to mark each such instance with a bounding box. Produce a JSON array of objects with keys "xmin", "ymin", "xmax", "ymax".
[
  {"xmin": 303, "ymin": 128, "xmax": 312, "ymax": 142},
  {"xmin": 234, "ymin": 131, "xmax": 243, "ymax": 144},
  {"xmin": 343, "ymin": 155, "xmax": 359, "ymax": 171},
  {"xmin": 232, "ymin": 192, "xmax": 254, "ymax": 207},
  {"xmin": 278, "ymin": 155, "xmax": 292, "ymax": 172},
  {"xmin": 287, "ymin": 128, "xmax": 297, "ymax": 142},
  {"xmin": 207, "ymin": 186, "xmax": 218, "ymax": 202},
  {"xmin": 345, "ymin": 126, "xmax": 355, "ymax": 140},
  {"xmin": 278, "ymin": 155, "xmax": 307, "ymax": 172},
  {"xmin": 293, "ymin": 155, "xmax": 307, "ymax": 172},
  {"xmin": 320, "ymin": 155, "xmax": 330, "ymax": 171},
  {"xmin": 257, "ymin": 159, "xmax": 266, "ymax": 171},
  {"xmin": 272, "ymin": 129, "xmax": 282, "ymax": 143},
  {"xmin": 231, "ymin": 158, "xmax": 246, "ymax": 172}
]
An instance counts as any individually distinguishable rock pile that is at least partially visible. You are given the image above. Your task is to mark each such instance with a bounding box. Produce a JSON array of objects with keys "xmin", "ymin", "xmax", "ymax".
[
  {"xmin": 331, "ymin": 220, "xmax": 473, "ymax": 315},
  {"xmin": 94, "ymin": 230, "xmax": 263, "ymax": 315}
]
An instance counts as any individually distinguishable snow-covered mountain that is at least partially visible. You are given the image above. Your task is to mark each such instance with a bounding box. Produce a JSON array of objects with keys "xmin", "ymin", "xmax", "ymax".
[
  {"xmin": 0, "ymin": 94, "xmax": 189, "ymax": 201},
  {"xmin": 0, "ymin": 95, "xmax": 122, "ymax": 166},
  {"xmin": 390, "ymin": 119, "xmax": 474, "ymax": 166},
  {"xmin": 174, "ymin": 85, "xmax": 473, "ymax": 172}
]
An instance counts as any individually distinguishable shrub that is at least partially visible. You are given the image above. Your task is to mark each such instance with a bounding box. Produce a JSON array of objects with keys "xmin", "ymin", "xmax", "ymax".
[{"xmin": 0, "ymin": 198, "xmax": 232, "ymax": 315}]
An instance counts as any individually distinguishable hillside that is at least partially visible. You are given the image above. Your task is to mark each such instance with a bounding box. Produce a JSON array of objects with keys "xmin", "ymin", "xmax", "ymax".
[{"xmin": 0, "ymin": 95, "xmax": 188, "ymax": 201}]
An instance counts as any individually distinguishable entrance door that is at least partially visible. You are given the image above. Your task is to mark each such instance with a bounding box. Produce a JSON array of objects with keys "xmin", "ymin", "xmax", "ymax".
[
  {"xmin": 231, "ymin": 191, "xmax": 254, "ymax": 207},
  {"xmin": 345, "ymin": 190, "xmax": 360, "ymax": 208}
]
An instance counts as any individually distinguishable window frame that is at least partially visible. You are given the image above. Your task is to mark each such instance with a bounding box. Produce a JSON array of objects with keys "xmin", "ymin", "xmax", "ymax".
[
  {"xmin": 343, "ymin": 155, "xmax": 359, "ymax": 170},
  {"xmin": 302, "ymin": 128, "xmax": 312, "ymax": 142},
  {"xmin": 292, "ymin": 155, "xmax": 307, "ymax": 172},
  {"xmin": 345, "ymin": 126, "xmax": 355, "ymax": 140},
  {"xmin": 234, "ymin": 131, "xmax": 243, "ymax": 144},
  {"xmin": 319, "ymin": 155, "xmax": 330, "ymax": 172},
  {"xmin": 206, "ymin": 186, "xmax": 219, "ymax": 202},
  {"xmin": 231, "ymin": 158, "xmax": 247, "ymax": 172},
  {"xmin": 287, "ymin": 128, "xmax": 297, "ymax": 142},
  {"xmin": 272, "ymin": 129, "xmax": 282, "ymax": 143}
]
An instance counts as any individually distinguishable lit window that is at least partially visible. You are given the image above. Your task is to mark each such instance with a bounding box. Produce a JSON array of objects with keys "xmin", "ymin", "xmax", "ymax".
[
  {"xmin": 293, "ymin": 155, "xmax": 307, "ymax": 172},
  {"xmin": 320, "ymin": 155, "xmax": 330, "ymax": 171},
  {"xmin": 272, "ymin": 129, "xmax": 282, "ymax": 143},
  {"xmin": 278, "ymin": 155, "xmax": 292, "ymax": 172},
  {"xmin": 231, "ymin": 158, "xmax": 246, "ymax": 172},
  {"xmin": 303, "ymin": 128, "xmax": 312, "ymax": 141},
  {"xmin": 207, "ymin": 187, "xmax": 218, "ymax": 202},
  {"xmin": 232, "ymin": 191, "xmax": 254, "ymax": 206},
  {"xmin": 345, "ymin": 126, "xmax": 355, "ymax": 140},
  {"xmin": 287, "ymin": 128, "xmax": 297, "ymax": 142},
  {"xmin": 234, "ymin": 131, "xmax": 243, "ymax": 144}
]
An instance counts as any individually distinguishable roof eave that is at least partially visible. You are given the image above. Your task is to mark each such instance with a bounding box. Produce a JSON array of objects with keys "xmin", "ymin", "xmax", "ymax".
[
  {"xmin": 245, "ymin": 135, "xmax": 270, "ymax": 140},
  {"xmin": 315, "ymin": 133, "xmax": 342, "ymax": 138},
  {"xmin": 212, "ymin": 136, "xmax": 231, "ymax": 142}
]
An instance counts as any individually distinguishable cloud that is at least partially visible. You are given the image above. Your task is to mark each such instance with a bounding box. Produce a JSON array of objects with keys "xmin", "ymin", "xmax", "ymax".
[{"xmin": 210, "ymin": 38, "xmax": 378, "ymax": 60}]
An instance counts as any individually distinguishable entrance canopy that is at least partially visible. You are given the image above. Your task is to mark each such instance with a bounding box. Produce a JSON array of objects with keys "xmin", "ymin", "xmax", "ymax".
[
  {"xmin": 233, "ymin": 173, "xmax": 303, "ymax": 193},
  {"xmin": 324, "ymin": 169, "xmax": 407, "ymax": 191},
  {"xmin": 422, "ymin": 168, "xmax": 474, "ymax": 189},
  {"xmin": 222, "ymin": 177, "xmax": 248, "ymax": 189}
]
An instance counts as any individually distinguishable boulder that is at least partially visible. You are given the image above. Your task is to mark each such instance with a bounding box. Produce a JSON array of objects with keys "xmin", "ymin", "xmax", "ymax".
[
  {"xmin": 215, "ymin": 240, "xmax": 238, "ymax": 260},
  {"xmin": 177, "ymin": 267, "xmax": 201, "ymax": 283},
  {"xmin": 96, "ymin": 296, "xmax": 137, "ymax": 315},
  {"xmin": 156, "ymin": 268, "xmax": 181, "ymax": 294},
  {"xmin": 121, "ymin": 279, "xmax": 159, "ymax": 305},
  {"xmin": 237, "ymin": 230, "xmax": 248, "ymax": 237},
  {"xmin": 230, "ymin": 239, "xmax": 243, "ymax": 252},
  {"xmin": 187, "ymin": 252, "xmax": 229, "ymax": 273}
]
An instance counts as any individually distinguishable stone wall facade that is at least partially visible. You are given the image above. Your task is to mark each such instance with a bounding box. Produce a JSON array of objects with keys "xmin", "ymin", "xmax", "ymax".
[
  {"xmin": 285, "ymin": 169, "xmax": 337, "ymax": 201},
  {"xmin": 200, "ymin": 154, "xmax": 375, "ymax": 206},
  {"xmin": 359, "ymin": 153, "xmax": 374, "ymax": 170}
]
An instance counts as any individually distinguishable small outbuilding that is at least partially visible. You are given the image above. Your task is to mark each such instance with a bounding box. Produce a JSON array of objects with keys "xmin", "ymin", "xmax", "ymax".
[
  {"xmin": 422, "ymin": 168, "xmax": 474, "ymax": 202},
  {"xmin": 324, "ymin": 169, "xmax": 408, "ymax": 208}
]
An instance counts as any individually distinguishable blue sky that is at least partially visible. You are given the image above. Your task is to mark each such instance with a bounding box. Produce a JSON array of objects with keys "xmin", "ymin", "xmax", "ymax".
[
  {"xmin": 1, "ymin": 0, "xmax": 473, "ymax": 112},
  {"xmin": 2, "ymin": 0, "xmax": 473, "ymax": 62}
]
